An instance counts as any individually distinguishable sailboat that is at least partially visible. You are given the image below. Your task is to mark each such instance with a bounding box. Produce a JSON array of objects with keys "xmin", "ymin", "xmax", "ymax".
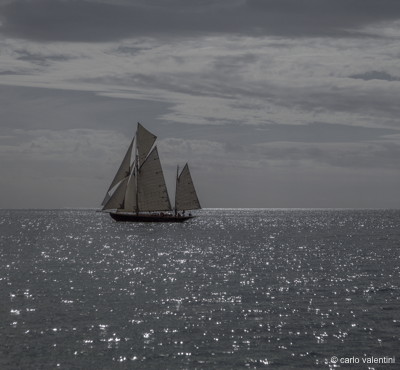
[{"xmin": 101, "ymin": 123, "xmax": 201, "ymax": 222}]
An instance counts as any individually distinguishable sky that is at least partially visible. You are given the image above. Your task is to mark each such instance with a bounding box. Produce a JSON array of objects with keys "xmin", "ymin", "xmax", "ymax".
[{"xmin": 0, "ymin": 0, "xmax": 399, "ymax": 209}]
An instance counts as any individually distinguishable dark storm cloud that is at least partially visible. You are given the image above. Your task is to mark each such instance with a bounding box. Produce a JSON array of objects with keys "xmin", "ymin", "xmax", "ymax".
[
  {"xmin": 247, "ymin": 0, "xmax": 400, "ymax": 27},
  {"xmin": 349, "ymin": 71, "xmax": 400, "ymax": 81},
  {"xmin": 2, "ymin": 0, "xmax": 400, "ymax": 41},
  {"xmin": 16, "ymin": 50, "xmax": 76, "ymax": 66},
  {"xmin": 1, "ymin": 0, "xmax": 136, "ymax": 41}
]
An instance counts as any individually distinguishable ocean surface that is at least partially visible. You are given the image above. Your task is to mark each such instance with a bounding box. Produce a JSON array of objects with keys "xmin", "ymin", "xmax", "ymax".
[{"xmin": 0, "ymin": 209, "xmax": 399, "ymax": 369}]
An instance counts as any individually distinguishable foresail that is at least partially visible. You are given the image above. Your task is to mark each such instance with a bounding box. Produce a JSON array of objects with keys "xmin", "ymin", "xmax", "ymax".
[
  {"xmin": 137, "ymin": 123, "xmax": 157, "ymax": 167},
  {"xmin": 104, "ymin": 137, "xmax": 134, "ymax": 200},
  {"xmin": 102, "ymin": 177, "xmax": 129, "ymax": 210},
  {"xmin": 121, "ymin": 170, "xmax": 137, "ymax": 212},
  {"xmin": 138, "ymin": 147, "xmax": 172, "ymax": 212},
  {"xmin": 176, "ymin": 164, "xmax": 201, "ymax": 211},
  {"xmin": 101, "ymin": 192, "xmax": 111, "ymax": 207}
]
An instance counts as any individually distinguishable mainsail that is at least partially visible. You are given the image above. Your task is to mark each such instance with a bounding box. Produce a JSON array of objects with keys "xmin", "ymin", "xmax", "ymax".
[
  {"xmin": 137, "ymin": 123, "xmax": 157, "ymax": 167},
  {"xmin": 138, "ymin": 147, "xmax": 172, "ymax": 212},
  {"xmin": 175, "ymin": 164, "xmax": 201, "ymax": 211}
]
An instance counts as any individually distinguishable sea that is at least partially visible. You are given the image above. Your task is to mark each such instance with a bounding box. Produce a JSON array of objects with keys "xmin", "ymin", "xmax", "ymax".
[{"xmin": 0, "ymin": 209, "xmax": 399, "ymax": 369}]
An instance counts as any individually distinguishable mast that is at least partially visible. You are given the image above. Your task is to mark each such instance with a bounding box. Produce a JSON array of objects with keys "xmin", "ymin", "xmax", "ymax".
[
  {"xmin": 174, "ymin": 165, "xmax": 179, "ymax": 216},
  {"xmin": 135, "ymin": 151, "xmax": 139, "ymax": 215}
]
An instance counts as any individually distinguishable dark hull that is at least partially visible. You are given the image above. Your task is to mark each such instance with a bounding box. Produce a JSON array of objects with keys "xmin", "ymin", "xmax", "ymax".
[{"xmin": 109, "ymin": 212, "xmax": 194, "ymax": 223}]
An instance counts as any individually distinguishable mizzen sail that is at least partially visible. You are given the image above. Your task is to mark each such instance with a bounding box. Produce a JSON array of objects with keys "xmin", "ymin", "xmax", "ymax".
[{"xmin": 175, "ymin": 163, "xmax": 201, "ymax": 211}]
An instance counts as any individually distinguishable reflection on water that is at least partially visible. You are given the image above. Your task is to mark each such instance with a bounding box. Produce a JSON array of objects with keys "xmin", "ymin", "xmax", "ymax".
[{"xmin": 0, "ymin": 209, "xmax": 399, "ymax": 369}]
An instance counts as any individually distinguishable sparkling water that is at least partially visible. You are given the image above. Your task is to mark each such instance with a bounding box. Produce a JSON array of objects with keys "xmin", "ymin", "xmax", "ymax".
[{"xmin": 1, "ymin": 209, "xmax": 399, "ymax": 369}]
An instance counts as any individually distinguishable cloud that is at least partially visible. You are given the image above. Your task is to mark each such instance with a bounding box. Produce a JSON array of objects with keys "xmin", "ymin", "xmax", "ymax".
[
  {"xmin": 156, "ymin": 121, "xmax": 400, "ymax": 173},
  {"xmin": 247, "ymin": 0, "xmax": 400, "ymax": 32},
  {"xmin": 254, "ymin": 140, "xmax": 400, "ymax": 170},
  {"xmin": 2, "ymin": 33, "xmax": 400, "ymax": 131},
  {"xmin": 349, "ymin": 70, "xmax": 400, "ymax": 81},
  {"xmin": 0, "ymin": 0, "xmax": 243, "ymax": 41},
  {"xmin": 2, "ymin": 0, "xmax": 400, "ymax": 42},
  {"xmin": 0, "ymin": 127, "xmax": 128, "ymax": 166}
]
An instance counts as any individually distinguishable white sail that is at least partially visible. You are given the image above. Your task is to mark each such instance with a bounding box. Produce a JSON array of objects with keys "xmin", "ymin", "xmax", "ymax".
[
  {"xmin": 137, "ymin": 123, "xmax": 157, "ymax": 167},
  {"xmin": 121, "ymin": 170, "xmax": 137, "ymax": 212},
  {"xmin": 101, "ymin": 137, "xmax": 134, "ymax": 205},
  {"xmin": 102, "ymin": 176, "xmax": 129, "ymax": 210},
  {"xmin": 138, "ymin": 147, "xmax": 172, "ymax": 212},
  {"xmin": 175, "ymin": 163, "xmax": 201, "ymax": 211}
]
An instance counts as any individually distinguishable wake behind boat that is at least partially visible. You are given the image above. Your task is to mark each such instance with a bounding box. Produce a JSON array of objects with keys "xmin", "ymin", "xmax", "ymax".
[{"xmin": 101, "ymin": 123, "xmax": 201, "ymax": 222}]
